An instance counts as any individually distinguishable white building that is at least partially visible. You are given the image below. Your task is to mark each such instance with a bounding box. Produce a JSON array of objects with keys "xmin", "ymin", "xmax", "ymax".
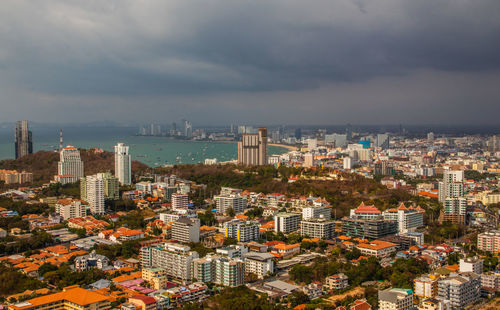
[
  {"xmin": 300, "ymin": 219, "xmax": 335, "ymax": 239},
  {"xmin": 274, "ymin": 212, "xmax": 301, "ymax": 233},
  {"xmin": 438, "ymin": 170, "xmax": 464, "ymax": 202},
  {"xmin": 302, "ymin": 206, "xmax": 331, "ymax": 220},
  {"xmin": 55, "ymin": 145, "xmax": 84, "ymax": 184},
  {"xmin": 171, "ymin": 217, "xmax": 200, "ymax": 243},
  {"xmin": 437, "ymin": 273, "xmax": 481, "ymax": 309},
  {"xmin": 303, "ymin": 153, "xmax": 314, "ymax": 168},
  {"xmin": 382, "ymin": 203, "xmax": 424, "ymax": 233},
  {"xmin": 343, "ymin": 157, "xmax": 352, "ymax": 170},
  {"xmin": 141, "ymin": 242, "xmax": 199, "ymax": 281},
  {"xmin": 378, "ymin": 288, "xmax": 413, "ymax": 310},
  {"xmin": 215, "ymin": 194, "xmax": 247, "ymax": 214},
  {"xmin": 242, "ymin": 252, "xmax": 275, "ymax": 279},
  {"xmin": 83, "ymin": 174, "xmax": 105, "ymax": 215},
  {"xmin": 55, "ymin": 199, "xmax": 87, "ymax": 220},
  {"xmin": 172, "ymin": 193, "xmax": 189, "ymax": 210},
  {"xmin": 224, "ymin": 220, "xmax": 260, "ymax": 242},
  {"xmin": 459, "ymin": 257, "xmax": 484, "ymax": 274},
  {"xmin": 114, "ymin": 142, "xmax": 131, "ymax": 185}
]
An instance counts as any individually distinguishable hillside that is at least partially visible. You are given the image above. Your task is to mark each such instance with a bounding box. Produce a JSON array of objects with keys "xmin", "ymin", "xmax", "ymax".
[{"xmin": 0, "ymin": 149, "xmax": 149, "ymax": 184}]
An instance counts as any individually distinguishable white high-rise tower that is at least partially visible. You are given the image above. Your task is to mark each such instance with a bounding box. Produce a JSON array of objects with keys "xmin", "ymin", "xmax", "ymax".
[
  {"xmin": 55, "ymin": 145, "xmax": 84, "ymax": 184},
  {"xmin": 84, "ymin": 174, "xmax": 105, "ymax": 214},
  {"xmin": 114, "ymin": 142, "xmax": 131, "ymax": 185}
]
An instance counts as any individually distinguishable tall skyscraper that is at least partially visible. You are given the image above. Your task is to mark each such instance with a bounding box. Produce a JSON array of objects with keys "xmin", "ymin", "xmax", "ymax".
[
  {"xmin": 237, "ymin": 127, "xmax": 267, "ymax": 166},
  {"xmin": 14, "ymin": 120, "xmax": 33, "ymax": 159},
  {"xmin": 114, "ymin": 142, "xmax": 131, "ymax": 185},
  {"xmin": 55, "ymin": 145, "xmax": 84, "ymax": 184}
]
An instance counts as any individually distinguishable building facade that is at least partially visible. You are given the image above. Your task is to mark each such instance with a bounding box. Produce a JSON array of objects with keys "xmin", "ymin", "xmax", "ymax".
[
  {"xmin": 238, "ymin": 127, "xmax": 267, "ymax": 166},
  {"xmin": 114, "ymin": 142, "xmax": 131, "ymax": 185},
  {"xmin": 274, "ymin": 212, "xmax": 301, "ymax": 233},
  {"xmin": 14, "ymin": 120, "xmax": 33, "ymax": 159},
  {"xmin": 55, "ymin": 146, "xmax": 84, "ymax": 184}
]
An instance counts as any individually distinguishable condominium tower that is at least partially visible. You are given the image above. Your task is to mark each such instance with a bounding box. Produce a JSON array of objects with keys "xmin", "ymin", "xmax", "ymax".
[
  {"xmin": 238, "ymin": 127, "xmax": 267, "ymax": 166},
  {"xmin": 114, "ymin": 142, "xmax": 131, "ymax": 185},
  {"xmin": 55, "ymin": 145, "xmax": 84, "ymax": 184},
  {"xmin": 14, "ymin": 120, "xmax": 33, "ymax": 159}
]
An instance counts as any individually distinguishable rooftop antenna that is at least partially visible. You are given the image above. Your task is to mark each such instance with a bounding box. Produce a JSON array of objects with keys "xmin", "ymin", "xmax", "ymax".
[{"xmin": 59, "ymin": 128, "xmax": 63, "ymax": 150}]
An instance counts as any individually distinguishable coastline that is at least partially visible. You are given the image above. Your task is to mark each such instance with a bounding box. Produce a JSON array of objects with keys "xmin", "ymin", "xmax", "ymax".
[{"xmin": 268, "ymin": 143, "xmax": 298, "ymax": 151}]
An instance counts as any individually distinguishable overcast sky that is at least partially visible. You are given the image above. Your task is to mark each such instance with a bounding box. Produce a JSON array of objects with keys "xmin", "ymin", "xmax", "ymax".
[{"xmin": 1, "ymin": 0, "xmax": 500, "ymax": 126}]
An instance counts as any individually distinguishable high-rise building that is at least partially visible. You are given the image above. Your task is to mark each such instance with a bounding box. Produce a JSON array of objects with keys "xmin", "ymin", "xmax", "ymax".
[
  {"xmin": 376, "ymin": 133, "xmax": 390, "ymax": 149},
  {"xmin": 237, "ymin": 127, "xmax": 267, "ymax": 166},
  {"xmin": 294, "ymin": 128, "xmax": 302, "ymax": 140},
  {"xmin": 81, "ymin": 174, "xmax": 105, "ymax": 215},
  {"xmin": 114, "ymin": 142, "xmax": 131, "ymax": 185},
  {"xmin": 82, "ymin": 172, "xmax": 119, "ymax": 201},
  {"xmin": 487, "ymin": 135, "xmax": 500, "ymax": 152},
  {"xmin": 441, "ymin": 197, "xmax": 466, "ymax": 225},
  {"xmin": 14, "ymin": 120, "xmax": 33, "ymax": 159},
  {"xmin": 438, "ymin": 170, "xmax": 464, "ymax": 202},
  {"xmin": 55, "ymin": 145, "xmax": 84, "ymax": 184}
]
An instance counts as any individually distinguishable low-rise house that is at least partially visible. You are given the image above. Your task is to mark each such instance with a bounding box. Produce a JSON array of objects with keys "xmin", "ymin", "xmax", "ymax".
[{"xmin": 356, "ymin": 240, "xmax": 397, "ymax": 258}]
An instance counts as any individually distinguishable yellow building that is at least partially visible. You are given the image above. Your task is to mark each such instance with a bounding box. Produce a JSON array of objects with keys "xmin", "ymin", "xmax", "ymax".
[
  {"xmin": 141, "ymin": 267, "xmax": 167, "ymax": 282},
  {"xmin": 8, "ymin": 286, "xmax": 111, "ymax": 310}
]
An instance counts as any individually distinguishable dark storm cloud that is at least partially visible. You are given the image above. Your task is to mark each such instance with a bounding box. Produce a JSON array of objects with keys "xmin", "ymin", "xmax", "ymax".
[{"xmin": 0, "ymin": 0, "xmax": 500, "ymax": 124}]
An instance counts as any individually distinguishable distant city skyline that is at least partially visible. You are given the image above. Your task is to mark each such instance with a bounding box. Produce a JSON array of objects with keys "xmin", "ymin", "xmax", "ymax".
[{"xmin": 0, "ymin": 1, "xmax": 500, "ymax": 125}]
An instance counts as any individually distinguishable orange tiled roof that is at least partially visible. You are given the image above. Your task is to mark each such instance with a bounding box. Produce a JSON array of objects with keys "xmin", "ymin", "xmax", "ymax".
[
  {"xmin": 357, "ymin": 240, "xmax": 397, "ymax": 251},
  {"xmin": 9, "ymin": 287, "xmax": 109, "ymax": 310}
]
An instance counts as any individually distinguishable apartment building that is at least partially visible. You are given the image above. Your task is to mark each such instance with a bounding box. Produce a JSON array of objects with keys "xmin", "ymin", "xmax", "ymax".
[
  {"xmin": 441, "ymin": 197, "xmax": 467, "ymax": 225},
  {"xmin": 140, "ymin": 243, "xmax": 199, "ymax": 281},
  {"xmin": 481, "ymin": 272, "xmax": 500, "ymax": 291},
  {"xmin": 171, "ymin": 193, "xmax": 189, "ymax": 210},
  {"xmin": 414, "ymin": 274, "xmax": 441, "ymax": 298},
  {"xmin": 477, "ymin": 230, "xmax": 500, "ymax": 252},
  {"xmin": 300, "ymin": 219, "xmax": 335, "ymax": 239},
  {"xmin": 242, "ymin": 252, "xmax": 275, "ymax": 279},
  {"xmin": 378, "ymin": 288, "xmax": 413, "ymax": 310},
  {"xmin": 302, "ymin": 205, "xmax": 331, "ymax": 220},
  {"xmin": 437, "ymin": 273, "xmax": 481, "ymax": 309},
  {"xmin": 55, "ymin": 146, "xmax": 84, "ymax": 185},
  {"xmin": 191, "ymin": 255, "xmax": 245, "ymax": 287},
  {"xmin": 459, "ymin": 257, "xmax": 484, "ymax": 274},
  {"xmin": 214, "ymin": 194, "xmax": 247, "ymax": 214},
  {"xmin": 341, "ymin": 217, "xmax": 397, "ymax": 239},
  {"xmin": 8, "ymin": 286, "xmax": 110, "ymax": 310},
  {"xmin": 237, "ymin": 127, "xmax": 267, "ymax": 166},
  {"xmin": 55, "ymin": 199, "xmax": 87, "ymax": 220},
  {"xmin": 0, "ymin": 169, "xmax": 33, "ymax": 184},
  {"xmin": 274, "ymin": 212, "xmax": 301, "ymax": 233},
  {"xmin": 171, "ymin": 217, "xmax": 200, "ymax": 243},
  {"xmin": 382, "ymin": 203, "xmax": 424, "ymax": 233},
  {"xmin": 223, "ymin": 219, "xmax": 259, "ymax": 242}
]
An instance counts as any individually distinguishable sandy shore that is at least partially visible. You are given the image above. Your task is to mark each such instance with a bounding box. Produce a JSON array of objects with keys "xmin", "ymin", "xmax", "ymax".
[{"xmin": 269, "ymin": 143, "xmax": 298, "ymax": 151}]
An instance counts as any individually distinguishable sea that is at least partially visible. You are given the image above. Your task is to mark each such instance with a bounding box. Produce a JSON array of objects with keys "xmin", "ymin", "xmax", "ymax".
[{"xmin": 0, "ymin": 126, "xmax": 287, "ymax": 167}]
